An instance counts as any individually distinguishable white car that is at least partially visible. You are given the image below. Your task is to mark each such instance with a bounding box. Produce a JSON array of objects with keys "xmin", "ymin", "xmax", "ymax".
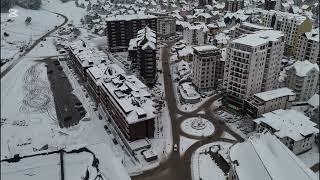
[{"xmin": 173, "ymin": 144, "xmax": 178, "ymax": 152}]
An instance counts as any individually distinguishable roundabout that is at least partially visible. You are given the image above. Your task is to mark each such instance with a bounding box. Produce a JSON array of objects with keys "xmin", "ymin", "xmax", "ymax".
[{"xmin": 180, "ymin": 117, "xmax": 215, "ymax": 138}]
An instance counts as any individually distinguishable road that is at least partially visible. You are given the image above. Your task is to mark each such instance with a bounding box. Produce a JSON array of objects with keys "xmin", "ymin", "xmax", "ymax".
[
  {"xmin": 1, "ymin": 11, "xmax": 68, "ymax": 78},
  {"xmin": 133, "ymin": 42, "xmax": 244, "ymax": 180}
]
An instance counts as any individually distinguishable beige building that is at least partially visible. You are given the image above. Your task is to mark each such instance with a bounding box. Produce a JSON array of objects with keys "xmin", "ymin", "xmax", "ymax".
[
  {"xmin": 283, "ymin": 60, "xmax": 319, "ymax": 101},
  {"xmin": 223, "ymin": 30, "xmax": 285, "ymax": 109},
  {"xmin": 244, "ymin": 88, "xmax": 296, "ymax": 118},
  {"xmin": 254, "ymin": 109, "xmax": 319, "ymax": 154},
  {"xmin": 295, "ymin": 28, "xmax": 319, "ymax": 64},
  {"xmin": 183, "ymin": 23, "xmax": 208, "ymax": 45},
  {"xmin": 192, "ymin": 45, "xmax": 222, "ymax": 92},
  {"xmin": 262, "ymin": 10, "xmax": 312, "ymax": 56},
  {"xmin": 157, "ymin": 15, "xmax": 176, "ymax": 40}
]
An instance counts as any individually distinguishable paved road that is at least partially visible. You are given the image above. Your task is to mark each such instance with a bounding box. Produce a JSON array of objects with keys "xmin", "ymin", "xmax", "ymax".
[
  {"xmin": 1, "ymin": 11, "xmax": 68, "ymax": 78},
  {"xmin": 133, "ymin": 42, "xmax": 244, "ymax": 180}
]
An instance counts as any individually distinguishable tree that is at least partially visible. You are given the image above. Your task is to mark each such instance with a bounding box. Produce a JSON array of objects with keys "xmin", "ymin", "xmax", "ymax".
[{"xmin": 25, "ymin": 17, "xmax": 32, "ymax": 25}]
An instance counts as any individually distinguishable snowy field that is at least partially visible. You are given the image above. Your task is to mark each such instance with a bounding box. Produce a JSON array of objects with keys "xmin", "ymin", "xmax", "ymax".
[
  {"xmin": 191, "ymin": 142, "xmax": 232, "ymax": 180},
  {"xmin": 1, "ymin": 6, "xmax": 64, "ymax": 60},
  {"xmin": 180, "ymin": 117, "xmax": 215, "ymax": 137}
]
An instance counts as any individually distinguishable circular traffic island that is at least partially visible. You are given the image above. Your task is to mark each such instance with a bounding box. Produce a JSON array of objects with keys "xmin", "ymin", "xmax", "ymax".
[{"xmin": 180, "ymin": 117, "xmax": 215, "ymax": 138}]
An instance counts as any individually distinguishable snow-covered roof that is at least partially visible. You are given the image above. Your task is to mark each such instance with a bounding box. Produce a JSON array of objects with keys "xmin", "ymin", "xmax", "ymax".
[
  {"xmin": 254, "ymin": 109, "xmax": 319, "ymax": 141},
  {"xmin": 286, "ymin": 60, "xmax": 319, "ymax": 77},
  {"xmin": 105, "ymin": 14, "xmax": 156, "ymax": 21},
  {"xmin": 303, "ymin": 28, "xmax": 319, "ymax": 42},
  {"xmin": 240, "ymin": 22, "xmax": 272, "ymax": 30},
  {"xmin": 179, "ymin": 82, "xmax": 201, "ymax": 99},
  {"xmin": 254, "ymin": 88, "xmax": 295, "ymax": 101},
  {"xmin": 137, "ymin": 26, "xmax": 157, "ymax": 50},
  {"xmin": 87, "ymin": 63, "xmax": 125, "ymax": 86},
  {"xmin": 230, "ymin": 132, "xmax": 318, "ymax": 180},
  {"xmin": 193, "ymin": 45, "xmax": 218, "ymax": 52},
  {"xmin": 177, "ymin": 60, "xmax": 191, "ymax": 76},
  {"xmin": 100, "ymin": 73, "xmax": 155, "ymax": 124},
  {"xmin": 307, "ymin": 94, "xmax": 319, "ymax": 108},
  {"xmin": 232, "ymin": 30, "xmax": 284, "ymax": 47}
]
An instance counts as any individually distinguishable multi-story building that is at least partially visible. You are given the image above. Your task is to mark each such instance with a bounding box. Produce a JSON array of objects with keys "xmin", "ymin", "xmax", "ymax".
[
  {"xmin": 68, "ymin": 40, "xmax": 109, "ymax": 80},
  {"xmin": 183, "ymin": 23, "xmax": 208, "ymax": 45},
  {"xmin": 105, "ymin": 14, "xmax": 157, "ymax": 52},
  {"xmin": 295, "ymin": 28, "xmax": 319, "ymax": 64},
  {"xmin": 264, "ymin": 0, "xmax": 281, "ymax": 10},
  {"xmin": 244, "ymin": 87, "xmax": 296, "ymax": 118},
  {"xmin": 223, "ymin": 30, "xmax": 285, "ymax": 110},
  {"xmin": 262, "ymin": 10, "xmax": 312, "ymax": 55},
  {"xmin": 231, "ymin": 22, "xmax": 272, "ymax": 39},
  {"xmin": 224, "ymin": 0, "xmax": 244, "ymax": 12},
  {"xmin": 283, "ymin": 60, "xmax": 319, "ymax": 101},
  {"xmin": 157, "ymin": 15, "xmax": 176, "ymax": 40},
  {"xmin": 228, "ymin": 132, "xmax": 318, "ymax": 180},
  {"xmin": 87, "ymin": 63, "xmax": 155, "ymax": 141},
  {"xmin": 128, "ymin": 26, "xmax": 157, "ymax": 85},
  {"xmin": 254, "ymin": 109, "xmax": 319, "ymax": 154},
  {"xmin": 192, "ymin": 45, "xmax": 222, "ymax": 92}
]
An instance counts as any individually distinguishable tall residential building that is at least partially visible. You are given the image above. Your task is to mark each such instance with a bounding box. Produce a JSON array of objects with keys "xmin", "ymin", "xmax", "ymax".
[
  {"xmin": 231, "ymin": 22, "xmax": 272, "ymax": 39},
  {"xmin": 105, "ymin": 14, "xmax": 157, "ymax": 52},
  {"xmin": 264, "ymin": 0, "xmax": 281, "ymax": 10},
  {"xmin": 183, "ymin": 23, "xmax": 208, "ymax": 45},
  {"xmin": 262, "ymin": 10, "xmax": 312, "ymax": 55},
  {"xmin": 192, "ymin": 45, "xmax": 222, "ymax": 92},
  {"xmin": 283, "ymin": 60, "xmax": 319, "ymax": 101},
  {"xmin": 295, "ymin": 28, "xmax": 319, "ymax": 64},
  {"xmin": 157, "ymin": 15, "xmax": 176, "ymax": 40},
  {"xmin": 224, "ymin": 0, "xmax": 244, "ymax": 12},
  {"xmin": 128, "ymin": 26, "xmax": 157, "ymax": 85},
  {"xmin": 223, "ymin": 30, "xmax": 285, "ymax": 110}
]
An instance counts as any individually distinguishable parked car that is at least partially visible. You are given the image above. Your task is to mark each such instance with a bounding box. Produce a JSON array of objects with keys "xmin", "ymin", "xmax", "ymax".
[{"xmin": 173, "ymin": 144, "xmax": 178, "ymax": 152}]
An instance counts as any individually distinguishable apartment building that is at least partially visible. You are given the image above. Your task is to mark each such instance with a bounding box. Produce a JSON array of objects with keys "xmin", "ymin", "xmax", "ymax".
[
  {"xmin": 87, "ymin": 63, "xmax": 155, "ymax": 141},
  {"xmin": 223, "ymin": 30, "xmax": 285, "ymax": 110},
  {"xmin": 254, "ymin": 109, "xmax": 319, "ymax": 154},
  {"xmin": 264, "ymin": 0, "xmax": 281, "ymax": 10},
  {"xmin": 231, "ymin": 22, "xmax": 272, "ymax": 39},
  {"xmin": 228, "ymin": 132, "xmax": 317, "ymax": 180},
  {"xmin": 262, "ymin": 10, "xmax": 312, "ymax": 55},
  {"xmin": 295, "ymin": 28, "xmax": 319, "ymax": 64},
  {"xmin": 68, "ymin": 40, "xmax": 109, "ymax": 80},
  {"xmin": 192, "ymin": 45, "xmax": 222, "ymax": 92},
  {"xmin": 283, "ymin": 60, "xmax": 319, "ymax": 101},
  {"xmin": 105, "ymin": 14, "xmax": 157, "ymax": 52},
  {"xmin": 183, "ymin": 23, "xmax": 208, "ymax": 45},
  {"xmin": 128, "ymin": 26, "xmax": 157, "ymax": 85},
  {"xmin": 244, "ymin": 87, "xmax": 296, "ymax": 118},
  {"xmin": 157, "ymin": 15, "xmax": 176, "ymax": 40},
  {"xmin": 224, "ymin": 0, "xmax": 244, "ymax": 12}
]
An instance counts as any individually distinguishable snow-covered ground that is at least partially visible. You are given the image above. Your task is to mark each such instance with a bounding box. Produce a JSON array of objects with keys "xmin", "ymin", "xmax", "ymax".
[
  {"xmin": 298, "ymin": 142, "xmax": 319, "ymax": 170},
  {"xmin": 191, "ymin": 142, "xmax": 232, "ymax": 180},
  {"xmin": 180, "ymin": 136, "xmax": 199, "ymax": 156},
  {"xmin": 180, "ymin": 117, "xmax": 215, "ymax": 137},
  {"xmin": 1, "ymin": 6, "xmax": 64, "ymax": 60}
]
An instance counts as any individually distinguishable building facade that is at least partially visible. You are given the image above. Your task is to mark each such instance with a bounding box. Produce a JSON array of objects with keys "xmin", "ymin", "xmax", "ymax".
[
  {"xmin": 264, "ymin": 0, "xmax": 281, "ymax": 10},
  {"xmin": 105, "ymin": 14, "xmax": 157, "ymax": 52},
  {"xmin": 283, "ymin": 60, "xmax": 319, "ymax": 101},
  {"xmin": 244, "ymin": 87, "xmax": 296, "ymax": 118},
  {"xmin": 254, "ymin": 109, "xmax": 319, "ymax": 154},
  {"xmin": 192, "ymin": 45, "xmax": 222, "ymax": 92},
  {"xmin": 183, "ymin": 23, "xmax": 208, "ymax": 45},
  {"xmin": 157, "ymin": 15, "xmax": 176, "ymax": 40},
  {"xmin": 262, "ymin": 10, "xmax": 312, "ymax": 56},
  {"xmin": 295, "ymin": 28, "xmax": 319, "ymax": 64},
  {"xmin": 224, "ymin": 0, "xmax": 244, "ymax": 12},
  {"xmin": 223, "ymin": 30, "xmax": 285, "ymax": 109}
]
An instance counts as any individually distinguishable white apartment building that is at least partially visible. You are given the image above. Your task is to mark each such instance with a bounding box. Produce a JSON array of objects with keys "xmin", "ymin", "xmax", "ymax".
[
  {"xmin": 244, "ymin": 87, "xmax": 296, "ymax": 118},
  {"xmin": 295, "ymin": 28, "xmax": 319, "ymax": 64},
  {"xmin": 254, "ymin": 109, "xmax": 319, "ymax": 154},
  {"xmin": 183, "ymin": 23, "xmax": 208, "ymax": 45},
  {"xmin": 228, "ymin": 132, "xmax": 318, "ymax": 180},
  {"xmin": 223, "ymin": 30, "xmax": 285, "ymax": 109},
  {"xmin": 231, "ymin": 22, "xmax": 272, "ymax": 39},
  {"xmin": 157, "ymin": 16, "xmax": 176, "ymax": 40},
  {"xmin": 283, "ymin": 60, "xmax": 319, "ymax": 101},
  {"xmin": 262, "ymin": 10, "xmax": 312, "ymax": 55},
  {"xmin": 192, "ymin": 45, "xmax": 221, "ymax": 92}
]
